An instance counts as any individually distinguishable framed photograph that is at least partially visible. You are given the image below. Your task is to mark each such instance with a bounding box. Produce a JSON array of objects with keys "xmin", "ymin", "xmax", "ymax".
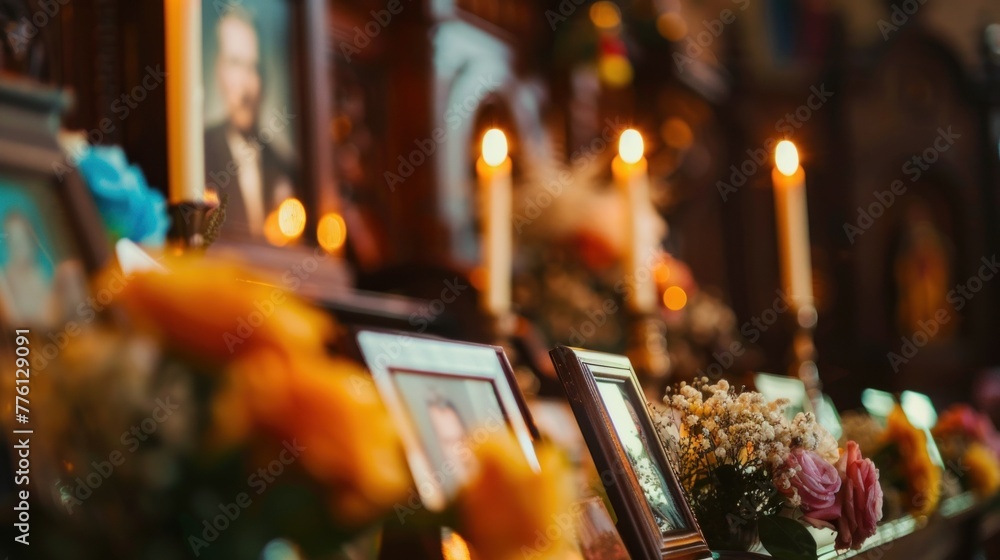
[
  {"xmin": 354, "ymin": 329, "xmax": 540, "ymax": 511},
  {"xmin": 549, "ymin": 346, "xmax": 712, "ymax": 560},
  {"xmin": 574, "ymin": 496, "xmax": 630, "ymax": 560},
  {"xmin": 202, "ymin": 0, "xmax": 334, "ymax": 244},
  {"xmin": 0, "ymin": 81, "xmax": 108, "ymax": 332}
]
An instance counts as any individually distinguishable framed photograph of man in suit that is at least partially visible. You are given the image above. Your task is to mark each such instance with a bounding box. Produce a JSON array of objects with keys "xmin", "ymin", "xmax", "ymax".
[{"xmin": 202, "ymin": 0, "xmax": 333, "ymax": 244}]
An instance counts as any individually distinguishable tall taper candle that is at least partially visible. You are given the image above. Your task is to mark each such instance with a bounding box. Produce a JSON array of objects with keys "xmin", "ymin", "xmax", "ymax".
[
  {"xmin": 165, "ymin": 0, "xmax": 205, "ymax": 204},
  {"xmin": 477, "ymin": 129, "xmax": 512, "ymax": 317},
  {"xmin": 613, "ymin": 129, "xmax": 657, "ymax": 313},
  {"xmin": 772, "ymin": 140, "xmax": 814, "ymax": 317}
]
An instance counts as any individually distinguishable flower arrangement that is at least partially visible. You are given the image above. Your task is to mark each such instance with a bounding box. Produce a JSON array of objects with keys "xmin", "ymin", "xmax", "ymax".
[
  {"xmin": 3, "ymin": 258, "xmax": 575, "ymax": 559},
  {"xmin": 654, "ymin": 378, "xmax": 883, "ymax": 557},
  {"xmin": 839, "ymin": 406, "xmax": 945, "ymax": 521},
  {"xmin": 933, "ymin": 404, "xmax": 1000, "ymax": 498},
  {"xmin": 882, "ymin": 405, "xmax": 942, "ymax": 518}
]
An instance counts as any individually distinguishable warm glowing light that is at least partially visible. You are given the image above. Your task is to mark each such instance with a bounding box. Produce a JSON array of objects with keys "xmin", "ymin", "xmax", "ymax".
[
  {"xmin": 618, "ymin": 129, "xmax": 644, "ymax": 164},
  {"xmin": 589, "ymin": 1, "xmax": 621, "ymax": 29},
  {"xmin": 656, "ymin": 12, "xmax": 687, "ymax": 41},
  {"xmin": 278, "ymin": 198, "xmax": 306, "ymax": 238},
  {"xmin": 481, "ymin": 129, "xmax": 508, "ymax": 167},
  {"xmin": 204, "ymin": 188, "xmax": 220, "ymax": 208},
  {"xmin": 442, "ymin": 531, "xmax": 472, "ymax": 560},
  {"xmin": 775, "ymin": 141, "xmax": 800, "ymax": 176},
  {"xmin": 264, "ymin": 210, "xmax": 289, "ymax": 246},
  {"xmin": 317, "ymin": 212, "xmax": 347, "ymax": 253},
  {"xmin": 661, "ymin": 117, "xmax": 693, "ymax": 149},
  {"xmin": 598, "ymin": 54, "xmax": 633, "ymax": 88},
  {"xmin": 469, "ymin": 266, "xmax": 487, "ymax": 292},
  {"xmin": 654, "ymin": 263, "xmax": 671, "ymax": 284},
  {"xmin": 663, "ymin": 286, "xmax": 688, "ymax": 311}
]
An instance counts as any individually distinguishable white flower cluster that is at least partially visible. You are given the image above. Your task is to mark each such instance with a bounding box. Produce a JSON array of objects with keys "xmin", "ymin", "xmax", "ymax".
[{"xmin": 653, "ymin": 377, "xmax": 840, "ymax": 509}]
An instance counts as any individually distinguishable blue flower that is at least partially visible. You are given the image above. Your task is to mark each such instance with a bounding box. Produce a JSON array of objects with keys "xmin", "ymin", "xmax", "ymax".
[{"xmin": 77, "ymin": 145, "xmax": 171, "ymax": 247}]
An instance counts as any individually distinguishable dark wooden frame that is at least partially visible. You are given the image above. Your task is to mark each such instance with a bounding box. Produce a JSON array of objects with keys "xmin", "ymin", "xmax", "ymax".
[
  {"xmin": 549, "ymin": 346, "xmax": 713, "ymax": 560},
  {"xmin": 0, "ymin": 80, "xmax": 110, "ymax": 331},
  {"xmin": 354, "ymin": 329, "xmax": 540, "ymax": 512}
]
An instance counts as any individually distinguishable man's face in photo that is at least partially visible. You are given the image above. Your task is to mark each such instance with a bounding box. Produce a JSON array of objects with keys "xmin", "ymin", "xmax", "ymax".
[{"xmin": 216, "ymin": 15, "xmax": 261, "ymax": 134}]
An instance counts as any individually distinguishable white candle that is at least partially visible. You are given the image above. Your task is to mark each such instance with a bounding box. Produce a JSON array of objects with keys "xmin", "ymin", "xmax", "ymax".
[
  {"xmin": 477, "ymin": 129, "xmax": 512, "ymax": 316},
  {"xmin": 165, "ymin": 0, "xmax": 205, "ymax": 204},
  {"xmin": 772, "ymin": 140, "xmax": 814, "ymax": 317},
  {"xmin": 613, "ymin": 129, "xmax": 657, "ymax": 313}
]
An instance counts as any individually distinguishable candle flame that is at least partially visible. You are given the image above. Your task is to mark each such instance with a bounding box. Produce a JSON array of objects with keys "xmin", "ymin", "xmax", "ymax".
[
  {"xmin": 775, "ymin": 141, "xmax": 799, "ymax": 176},
  {"xmin": 481, "ymin": 129, "xmax": 508, "ymax": 167},
  {"xmin": 619, "ymin": 129, "xmax": 644, "ymax": 164}
]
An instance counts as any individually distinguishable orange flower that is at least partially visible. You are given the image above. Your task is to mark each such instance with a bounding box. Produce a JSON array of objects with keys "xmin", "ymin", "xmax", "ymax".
[
  {"xmin": 113, "ymin": 258, "xmax": 332, "ymax": 363},
  {"xmin": 884, "ymin": 405, "xmax": 940, "ymax": 517},
  {"xmin": 455, "ymin": 432, "xmax": 577, "ymax": 560},
  {"xmin": 963, "ymin": 442, "xmax": 1000, "ymax": 498},
  {"xmin": 213, "ymin": 347, "xmax": 412, "ymax": 526}
]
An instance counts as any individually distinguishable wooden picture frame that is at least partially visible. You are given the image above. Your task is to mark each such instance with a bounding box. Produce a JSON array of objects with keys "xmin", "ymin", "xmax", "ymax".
[
  {"xmin": 549, "ymin": 346, "xmax": 712, "ymax": 560},
  {"xmin": 0, "ymin": 80, "xmax": 109, "ymax": 332},
  {"xmin": 354, "ymin": 329, "xmax": 539, "ymax": 512}
]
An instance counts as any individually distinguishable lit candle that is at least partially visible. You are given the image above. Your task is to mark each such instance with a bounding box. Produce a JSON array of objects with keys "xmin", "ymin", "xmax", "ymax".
[
  {"xmin": 613, "ymin": 129, "xmax": 657, "ymax": 313},
  {"xmin": 477, "ymin": 129, "xmax": 512, "ymax": 317},
  {"xmin": 165, "ymin": 0, "xmax": 205, "ymax": 204},
  {"xmin": 772, "ymin": 141, "xmax": 814, "ymax": 319}
]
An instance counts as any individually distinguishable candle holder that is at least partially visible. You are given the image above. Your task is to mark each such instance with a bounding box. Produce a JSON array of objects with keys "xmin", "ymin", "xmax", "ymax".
[
  {"xmin": 625, "ymin": 313, "xmax": 670, "ymax": 380},
  {"xmin": 168, "ymin": 201, "xmax": 209, "ymax": 251}
]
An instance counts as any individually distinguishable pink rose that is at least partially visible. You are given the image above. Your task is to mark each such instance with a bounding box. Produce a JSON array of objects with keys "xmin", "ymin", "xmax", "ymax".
[
  {"xmin": 780, "ymin": 448, "xmax": 841, "ymax": 512},
  {"xmin": 806, "ymin": 441, "xmax": 883, "ymax": 551}
]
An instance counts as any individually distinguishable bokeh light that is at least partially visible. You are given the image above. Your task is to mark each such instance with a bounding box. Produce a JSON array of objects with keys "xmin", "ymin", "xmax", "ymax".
[
  {"xmin": 663, "ymin": 286, "xmax": 688, "ymax": 310},
  {"xmin": 278, "ymin": 198, "xmax": 307, "ymax": 238},
  {"xmin": 317, "ymin": 212, "xmax": 348, "ymax": 253}
]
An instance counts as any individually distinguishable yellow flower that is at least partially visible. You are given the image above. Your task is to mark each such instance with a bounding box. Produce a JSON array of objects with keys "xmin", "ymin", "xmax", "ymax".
[
  {"xmin": 885, "ymin": 405, "xmax": 941, "ymax": 517},
  {"xmin": 455, "ymin": 433, "xmax": 577, "ymax": 560},
  {"xmin": 963, "ymin": 442, "xmax": 1000, "ymax": 498},
  {"xmin": 213, "ymin": 347, "xmax": 412, "ymax": 526},
  {"xmin": 113, "ymin": 258, "xmax": 332, "ymax": 363}
]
